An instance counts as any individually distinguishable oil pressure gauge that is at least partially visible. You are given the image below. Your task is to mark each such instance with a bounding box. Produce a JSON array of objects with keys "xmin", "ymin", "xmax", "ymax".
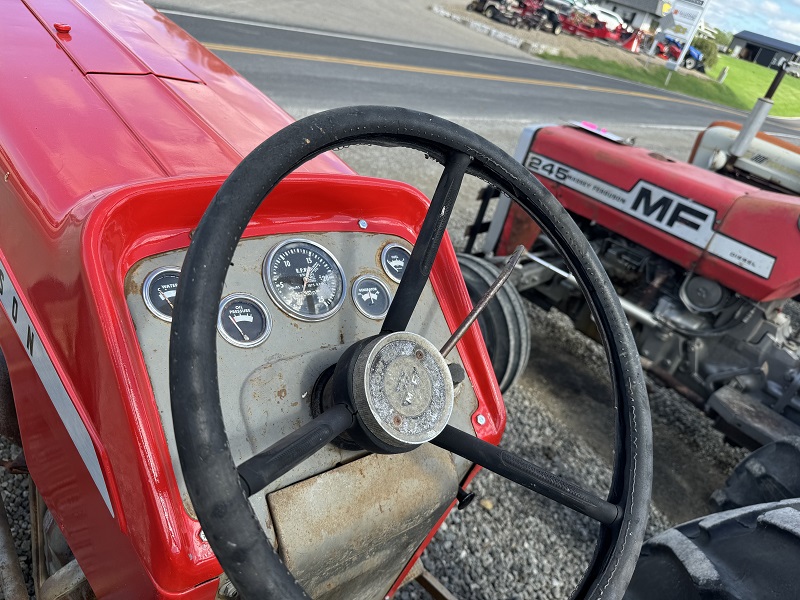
[
  {"xmin": 143, "ymin": 266, "xmax": 181, "ymax": 322},
  {"xmin": 263, "ymin": 239, "xmax": 346, "ymax": 321},
  {"xmin": 217, "ymin": 294, "xmax": 272, "ymax": 348}
]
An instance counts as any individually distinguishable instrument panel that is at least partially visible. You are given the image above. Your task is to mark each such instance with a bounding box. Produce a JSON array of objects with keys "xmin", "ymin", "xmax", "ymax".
[{"xmin": 125, "ymin": 231, "xmax": 479, "ymax": 532}]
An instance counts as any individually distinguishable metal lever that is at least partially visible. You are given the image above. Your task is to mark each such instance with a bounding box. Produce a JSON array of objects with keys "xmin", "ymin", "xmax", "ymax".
[{"xmin": 440, "ymin": 245, "xmax": 526, "ymax": 358}]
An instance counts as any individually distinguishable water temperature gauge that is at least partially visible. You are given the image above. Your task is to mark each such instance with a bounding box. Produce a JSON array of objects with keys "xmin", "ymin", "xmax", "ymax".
[
  {"xmin": 143, "ymin": 266, "xmax": 181, "ymax": 322},
  {"xmin": 217, "ymin": 294, "xmax": 272, "ymax": 348}
]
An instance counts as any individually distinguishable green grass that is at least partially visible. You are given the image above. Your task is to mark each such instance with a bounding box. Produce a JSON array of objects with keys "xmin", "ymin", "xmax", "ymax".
[
  {"xmin": 539, "ymin": 52, "xmax": 800, "ymax": 117},
  {"xmin": 705, "ymin": 55, "xmax": 800, "ymax": 117}
]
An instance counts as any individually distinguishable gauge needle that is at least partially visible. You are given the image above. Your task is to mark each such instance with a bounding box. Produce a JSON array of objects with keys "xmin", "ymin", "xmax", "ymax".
[
  {"xmin": 301, "ymin": 266, "xmax": 312, "ymax": 293},
  {"xmin": 158, "ymin": 290, "xmax": 174, "ymax": 309},
  {"xmin": 228, "ymin": 315, "xmax": 250, "ymax": 341}
]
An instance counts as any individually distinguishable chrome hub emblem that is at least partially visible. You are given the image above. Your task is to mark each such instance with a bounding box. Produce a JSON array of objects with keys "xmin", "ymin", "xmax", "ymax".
[{"xmin": 354, "ymin": 332, "xmax": 454, "ymax": 448}]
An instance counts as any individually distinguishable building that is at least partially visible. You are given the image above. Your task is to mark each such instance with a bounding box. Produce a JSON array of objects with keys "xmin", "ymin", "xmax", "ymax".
[{"xmin": 729, "ymin": 31, "xmax": 800, "ymax": 70}]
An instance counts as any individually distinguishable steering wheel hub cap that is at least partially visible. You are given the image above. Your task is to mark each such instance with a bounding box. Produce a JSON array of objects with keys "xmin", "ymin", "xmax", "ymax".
[{"xmin": 354, "ymin": 332, "xmax": 454, "ymax": 448}]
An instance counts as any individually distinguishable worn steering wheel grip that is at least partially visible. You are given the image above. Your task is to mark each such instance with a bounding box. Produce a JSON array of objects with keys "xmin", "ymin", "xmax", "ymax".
[{"xmin": 169, "ymin": 106, "xmax": 652, "ymax": 600}]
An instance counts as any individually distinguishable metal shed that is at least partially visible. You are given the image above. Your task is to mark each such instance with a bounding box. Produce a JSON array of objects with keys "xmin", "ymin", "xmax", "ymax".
[{"xmin": 729, "ymin": 30, "xmax": 800, "ymax": 70}]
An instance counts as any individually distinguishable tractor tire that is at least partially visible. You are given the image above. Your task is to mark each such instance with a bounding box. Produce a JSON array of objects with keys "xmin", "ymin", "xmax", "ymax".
[
  {"xmin": 623, "ymin": 499, "xmax": 800, "ymax": 600},
  {"xmin": 457, "ymin": 253, "xmax": 531, "ymax": 393},
  {"xmin": 710, "ymin": 437, "xmax": 800, "ymax": 511},
  {"xmin": 484, "ymin": 5, "xmax": 497, "ymax": 19},
  {"xmin": 552, "ymin": 23, "xmax": 562, "ymax": 35},
  {"xmin": 683, "ymin": 56, "xmax": 698, "ymax": 70}
]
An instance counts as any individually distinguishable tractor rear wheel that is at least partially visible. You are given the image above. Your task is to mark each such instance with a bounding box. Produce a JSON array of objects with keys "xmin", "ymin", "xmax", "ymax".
[{"xmin": 624, "ymin": 499, "xmax": 800, "ymax": 600}]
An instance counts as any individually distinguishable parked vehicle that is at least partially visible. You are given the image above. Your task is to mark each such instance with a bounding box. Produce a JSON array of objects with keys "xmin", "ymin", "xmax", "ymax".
[
  {"xmin": 561, "ymin": 7, "xmax": 624, "ymax": 41},
  {"xmin": 0, "ymin": 0, "xmax": 653, "ymax": 598},
  {"xmin": 656, "ymin": 34, "xmax": 705, "ymax": 70},
  {"xmin": 465, "ymin": 116, "xmax": 800, "ymax": 600}
]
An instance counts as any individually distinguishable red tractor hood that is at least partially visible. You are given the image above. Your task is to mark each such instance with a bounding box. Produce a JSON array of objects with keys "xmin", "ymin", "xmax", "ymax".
[
  {"xmin": 3, "ymin": 0, "xmax": 350, "ymax": 225},
  {"xmin": 524, "ymin": 126, "xmax": 800, "ymax": 302}
]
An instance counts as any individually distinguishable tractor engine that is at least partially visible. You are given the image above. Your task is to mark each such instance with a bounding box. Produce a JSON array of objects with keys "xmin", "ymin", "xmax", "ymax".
[{"xmin": 516, "ymin": 221, "xmax": 800, "ymax": 449}]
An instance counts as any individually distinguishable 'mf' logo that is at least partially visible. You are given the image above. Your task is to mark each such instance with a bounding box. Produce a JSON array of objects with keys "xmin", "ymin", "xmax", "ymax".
[{"xmin": 630, "ymin": 185, "xmax": 712, "ymax": 233}]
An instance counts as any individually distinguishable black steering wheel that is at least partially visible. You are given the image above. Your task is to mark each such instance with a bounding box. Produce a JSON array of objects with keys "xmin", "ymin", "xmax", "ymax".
[{"xmin": 169, "ymin": 106, "xmax": 652, "ymax": 600}]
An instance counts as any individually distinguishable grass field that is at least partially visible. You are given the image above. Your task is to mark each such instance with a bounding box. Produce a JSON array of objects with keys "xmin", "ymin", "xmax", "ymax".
[
  {"xmin": 705, "ymin": 55, "xmax": 800, "ymax": 117},
  {"xmin": 540, "ymin": 52, "xmax": 800, "ymax": 117}
]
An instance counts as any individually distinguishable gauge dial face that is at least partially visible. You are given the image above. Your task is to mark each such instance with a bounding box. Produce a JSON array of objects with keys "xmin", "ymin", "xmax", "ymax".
[
  {"xmin": 381, "ymin": 243, "xmax": 411, "ymax": 283},
  {"xmin": 217, "ymin": 294, "xmax": 272, "ymax": 348},
  {"xmin": 263, "ymin": 239, "xmax": 346, "ymax": 321},
  {"xmin": 143, "ymin": 266, "xmax": 181, "ymax": 322},
  {"xmin": 352, "ymin": 275, "xmax": 391, "ymax": 320}
]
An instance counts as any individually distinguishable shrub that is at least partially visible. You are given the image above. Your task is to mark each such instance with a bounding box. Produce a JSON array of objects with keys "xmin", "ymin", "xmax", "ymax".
[{"xmin": 693, "ymin": 37, "xmax": 719, "ymax": 69}]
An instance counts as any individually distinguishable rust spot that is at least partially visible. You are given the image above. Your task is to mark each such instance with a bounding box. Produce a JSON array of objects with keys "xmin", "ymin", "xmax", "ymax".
[
  {"xmin": 339, "ymin": 331, "xmax": 345, "ymax": 344},
  {"xmin": 291, "ymin": 401, "xmax": 299, "ymax": 407},
  {"xmin": 277, "ymin": 387, "xmax": 287, "ymax": 399}
]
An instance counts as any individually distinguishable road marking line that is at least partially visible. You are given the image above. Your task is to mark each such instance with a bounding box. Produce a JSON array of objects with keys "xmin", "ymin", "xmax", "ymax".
[{"xmin": 203, "ymin": 42, "xmax": 740, "ymax": 113}]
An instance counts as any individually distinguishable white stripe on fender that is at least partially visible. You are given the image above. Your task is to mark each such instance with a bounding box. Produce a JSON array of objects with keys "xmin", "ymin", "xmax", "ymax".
[{"xmin": 0, "ymin": 256, "xmax": 113, "ymax": 515}]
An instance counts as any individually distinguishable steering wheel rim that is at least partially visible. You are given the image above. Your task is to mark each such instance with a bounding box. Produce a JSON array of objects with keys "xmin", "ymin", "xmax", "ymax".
[{"xmin": 169, "ymin": 106, "xmax": 652, "ymax": 600}]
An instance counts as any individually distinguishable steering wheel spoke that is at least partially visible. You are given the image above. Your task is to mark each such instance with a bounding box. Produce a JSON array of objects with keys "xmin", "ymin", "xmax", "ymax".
[
  {"xmin": 236, "ymin": 403, "xmax": 354, "ymax": 497},
  {"xmin": 382, "ymin": 151, "xmax": 472, "ymax": 334},
  {"xmin": 433, "ymin": 425, "xmax": 619, "ymax": 525}
]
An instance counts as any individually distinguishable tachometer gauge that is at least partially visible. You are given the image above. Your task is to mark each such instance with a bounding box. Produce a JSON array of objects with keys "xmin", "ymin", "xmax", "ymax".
[
  {"xmin": 217, "ymin": 294, "xmax": 272, "ymax": 348},
  {"xmin": 143, "ymin": 266, "xmax": 181, "ymax": 322},
  {"xmin": 263, "ymin": 239, "xmax": 346, "ymax": 321}
]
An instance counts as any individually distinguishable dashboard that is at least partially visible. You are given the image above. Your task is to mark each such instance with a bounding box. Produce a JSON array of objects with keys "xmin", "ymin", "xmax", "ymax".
[{"xmin": 125, "ymin": 230, "xmax": 480, "ymax": 538}]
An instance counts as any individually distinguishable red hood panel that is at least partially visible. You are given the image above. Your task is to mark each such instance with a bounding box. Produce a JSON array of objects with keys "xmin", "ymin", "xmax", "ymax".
[
  {"xmin": 23, "ymin": 0, "xmax": 199, "ymax": 80},
  {"xmin": 527, "ymin": 126, "xmax": 800, "ymax": 301},
  {"xmin": 3, "ymin": 0, "xmax": 351, "ymax": 226}
]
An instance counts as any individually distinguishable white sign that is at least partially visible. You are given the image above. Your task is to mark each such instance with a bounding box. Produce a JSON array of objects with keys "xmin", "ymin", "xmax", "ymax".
[{"xmin": 661, "ymin": 0, "xmax": 709, "ymax": 42}]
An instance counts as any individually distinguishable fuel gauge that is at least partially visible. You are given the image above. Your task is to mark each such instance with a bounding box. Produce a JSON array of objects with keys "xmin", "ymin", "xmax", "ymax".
[
  {"xmin": 217, "ymin": 294, "xmax": 272, "ymax": 348},
  {"xmin": 143, "ymin": 266, "xmax": 181, "ymax": 322}
]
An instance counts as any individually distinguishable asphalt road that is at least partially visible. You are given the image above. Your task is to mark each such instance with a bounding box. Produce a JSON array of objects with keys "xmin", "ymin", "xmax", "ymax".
[{"xmin": 164, "ymin": 9, "xmax": 800, "ymax": 139}]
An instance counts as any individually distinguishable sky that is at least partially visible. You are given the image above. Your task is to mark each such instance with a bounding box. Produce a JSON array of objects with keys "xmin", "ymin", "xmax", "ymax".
[{"xmin": 705, "ymin": 0, "xmax": 800, "ymax": 46}]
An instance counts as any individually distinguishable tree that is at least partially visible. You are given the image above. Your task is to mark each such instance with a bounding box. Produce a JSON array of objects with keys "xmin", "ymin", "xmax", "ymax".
[
  {"xmin": 713, "ymin": 29, "xmax": 733, "ymax": 47},
  {"xmin": 693, "ymin": 36, "xmax": 719, "ymax": 69}
]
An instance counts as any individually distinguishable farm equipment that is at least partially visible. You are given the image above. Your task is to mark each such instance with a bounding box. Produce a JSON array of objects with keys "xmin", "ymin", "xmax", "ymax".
[
  {"xmin": 469, "ymin": 119, "xmax": 800, "ymax": 453},
  {"xmin": 0, "ymin": 0, "xmax": 653, "ymax": 598},
  {"xmin": 461, "ymin": 54, "xmax": 800, "ymax": 600},
  {"xmin": 652, "ymin": 34, "xmax": 705, "ymax": 70},
  {"xmin": 467, "ymin": 0, "xmax": 563, "ymax": 33},
  {"xmin": 560, "ymin": 9, "xmax": 624, "ymax": 42}
]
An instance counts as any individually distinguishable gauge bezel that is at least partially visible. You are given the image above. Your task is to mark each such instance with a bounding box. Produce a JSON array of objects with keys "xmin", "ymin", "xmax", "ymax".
[
  {"xmin": 351, "ymin": 275, "xmax": 392, "ymax": 320},
  {"xmin": 217, "ymin": 293, "xmax": 273, "ymax": 348},
  {"xmin": 380, "ymin": 243, "xmax": 411, "ymax": 283},
  {"xmin": 262, "ymin": 238, "xmax": 347, "ymax": 322},
  {"xmin": 142, "ymin": 266, "xmax": 182, "ymax": 322}
]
